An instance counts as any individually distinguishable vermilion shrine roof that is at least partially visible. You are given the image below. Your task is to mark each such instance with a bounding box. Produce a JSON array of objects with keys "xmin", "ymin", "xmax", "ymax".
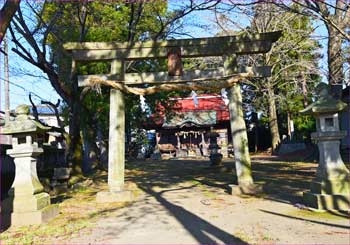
[{"xmin": 148, "ymin": 94, "xmax": 230, "ymax": 129}]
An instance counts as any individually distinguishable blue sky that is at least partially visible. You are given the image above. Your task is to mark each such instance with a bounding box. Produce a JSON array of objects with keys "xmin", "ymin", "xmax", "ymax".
[
  {"xmin": 0, "ymin": 1, "xmax": 330, "ymax": 111},
  {"xmin": 0, "ymin": 46, "xmax": 61, "ymax": 110}
]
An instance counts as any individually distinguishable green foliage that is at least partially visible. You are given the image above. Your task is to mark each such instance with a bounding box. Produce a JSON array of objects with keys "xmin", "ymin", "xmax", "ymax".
[
  {"xmin": 41, "ymin": 1, "xmax": 188, "ymax": 157},
  {"xmin": 244, "ymin": 3, "xmax": 321, "ymax": 143},
  {"xmin": 293, "ymin": 115, "xmax": 316, "ymax": 140},
  {"xmin": 278, "ymin": 86, "xmax": 316, "ymax": 140}
]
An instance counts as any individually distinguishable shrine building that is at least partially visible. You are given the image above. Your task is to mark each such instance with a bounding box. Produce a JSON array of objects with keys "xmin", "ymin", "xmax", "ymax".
[{"xmin": 146, "ymin": 93, "xmax": 232, "ymax": 158}]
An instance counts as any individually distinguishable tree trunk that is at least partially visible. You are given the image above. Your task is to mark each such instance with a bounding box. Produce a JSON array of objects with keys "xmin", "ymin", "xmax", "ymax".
[
  {"xmin": 82, "ymin": 118, "xmax": 100, "ymax": 173},
  {"xmin": 96, "ymin": 120, "xmax": 108, "ymax": 170},
  {"xmin": 267, "ymin": 81, "xmax": 280, "ymax": 153},
  {"xmin": 66, "ymin": 62, "xmax": 82, "ymax": 175},
  {"xmin": 253, "ymin": 112, "xmax": 259, "ymax": 153},
  {"xmin": 67, "ymin": 100, "xmax": 83, "ymax": 175},
  {"xmin": 0, "ymin": 0, "xmax": 20, "ymax": 44},
  {"xmin": 287, "ymin": 111, "xmax": 291, "ymax": 141},
  {"xmin": 82, "ymin": 126, "xmax": 91, "ymax": 173},
  {"xmin": 302, "ymin": 74, "xmax": 308, "ymax": 107},
  {"xmin": 327, "ymin": 25, "xmax": 344, "ymax": 85}
]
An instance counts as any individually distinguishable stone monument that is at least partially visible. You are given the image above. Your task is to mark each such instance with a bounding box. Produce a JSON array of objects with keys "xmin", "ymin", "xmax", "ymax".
[
  {"xmin": 51, "ymin": 167, "xmax": 70, "ymax": 195},
  {"xmin": 1, "ymin": 105, "xmax": 59, "ymax": 226},
  {"xmin": 207, "ymin": 130, "xmax": 223, "ymax": 166},
  {"xmin": 300, "ymin": 83, "xmax": 350, "ymax": 211}
]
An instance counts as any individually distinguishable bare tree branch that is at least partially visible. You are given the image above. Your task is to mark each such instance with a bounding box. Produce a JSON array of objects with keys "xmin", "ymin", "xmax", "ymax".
[
  {"xmin": 29, "ymin": 93, "xmax": 39, "ymax": 120},
  {"xmin": 41, "ymin": 99, "xmax": 65, "ymax": 130}
]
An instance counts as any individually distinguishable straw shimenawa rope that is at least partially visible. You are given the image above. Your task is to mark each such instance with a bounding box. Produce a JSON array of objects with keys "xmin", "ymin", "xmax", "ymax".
[{"xmin": 87, "ymin": 72, "xmax": 253, "ymax": 95}]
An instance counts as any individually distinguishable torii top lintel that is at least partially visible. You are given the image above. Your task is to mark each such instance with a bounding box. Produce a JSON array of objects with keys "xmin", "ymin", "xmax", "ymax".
[{"xmin": 63, "ymin": 31, "xmax": 282, "ymax": 61}]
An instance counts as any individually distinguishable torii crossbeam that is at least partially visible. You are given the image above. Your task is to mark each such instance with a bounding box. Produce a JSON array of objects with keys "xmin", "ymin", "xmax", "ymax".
[{"xmin": 64, "ymin": 31, "xmax": 281, "ymax": 202}]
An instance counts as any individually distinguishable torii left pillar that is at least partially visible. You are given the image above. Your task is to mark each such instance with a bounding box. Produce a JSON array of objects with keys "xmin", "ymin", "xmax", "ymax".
[
  {"xmin": 96, "ymin": 60, "xmax": 135, "ymax": 203},
  {"xmin": 224, "ymin": 55, "xmax": 262, "ymax": 195}
]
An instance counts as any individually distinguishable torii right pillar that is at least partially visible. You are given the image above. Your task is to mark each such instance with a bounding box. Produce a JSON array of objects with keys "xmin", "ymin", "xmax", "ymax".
[{"xmin": 225, "ymin": 55, "xmax": 261, "ymax": 195}]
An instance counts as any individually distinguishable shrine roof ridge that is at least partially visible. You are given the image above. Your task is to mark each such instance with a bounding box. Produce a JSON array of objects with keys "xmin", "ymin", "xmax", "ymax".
[{"xmin": 63, "ymin": 31, "xmax": 282, "ymax": 51}]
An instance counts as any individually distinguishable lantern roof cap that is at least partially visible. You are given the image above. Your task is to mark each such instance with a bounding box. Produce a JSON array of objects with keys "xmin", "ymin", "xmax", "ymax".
[
  {"xmin": 0, "ymin": 104, "xmax": 51, "ymax": 135},
  {"xmin": 300, "ymin": 83, "xmax": 347, "ymax": 115}
]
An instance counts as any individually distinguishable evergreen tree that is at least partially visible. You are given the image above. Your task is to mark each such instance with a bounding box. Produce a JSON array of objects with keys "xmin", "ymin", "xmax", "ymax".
[{"xmin": 216, "ymin": 2, "xmax": 321, "ymax": 152}]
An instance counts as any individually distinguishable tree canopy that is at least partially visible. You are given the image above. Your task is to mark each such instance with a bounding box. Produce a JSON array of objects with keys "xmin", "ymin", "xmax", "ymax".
[{"xmin": 4, "ymin": 0, "xmax": 348, "ymax": 171}]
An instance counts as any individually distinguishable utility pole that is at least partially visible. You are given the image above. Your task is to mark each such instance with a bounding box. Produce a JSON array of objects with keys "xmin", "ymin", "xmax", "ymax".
[{"xmin": 4, "ymin": 34, "xmax": 10, "ymax": 123}]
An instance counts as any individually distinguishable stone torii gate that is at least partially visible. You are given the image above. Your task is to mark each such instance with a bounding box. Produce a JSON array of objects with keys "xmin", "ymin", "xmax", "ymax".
[{"xmin": 64, "ymin": 31, "xmax": 281, "ymax": 202}]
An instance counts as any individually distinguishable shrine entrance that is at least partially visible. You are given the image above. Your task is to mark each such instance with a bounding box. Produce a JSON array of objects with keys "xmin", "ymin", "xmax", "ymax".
[{"xmin": 64, "ymin": 31, "xmax": 281, "ymax": 202}]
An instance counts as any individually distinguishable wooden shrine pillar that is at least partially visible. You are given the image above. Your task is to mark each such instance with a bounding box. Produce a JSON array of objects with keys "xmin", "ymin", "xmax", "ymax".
[
  {"xmin": 176, "ymin": 133, "xmax": 181, "ymax": 149},
  {"xmin": 224, "ymin": 55, "xmax": 259, "ymax": 194},
  {"xmin": 96, "ymin": 60, "xmax": 134, "ymax": 202},
  {"xmin": 201, "ymin": 132, "xmax": 208, "ymax": 156}
]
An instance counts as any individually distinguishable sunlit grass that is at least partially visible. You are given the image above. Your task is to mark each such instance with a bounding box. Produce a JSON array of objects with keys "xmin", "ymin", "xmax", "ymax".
[
  {"xmin": 287, "ymin": 209, "xmax": 350, "ymax": 220},
  {"xmin": 0, "ymin": 172, "xmax": 133, "ymax": 245}
]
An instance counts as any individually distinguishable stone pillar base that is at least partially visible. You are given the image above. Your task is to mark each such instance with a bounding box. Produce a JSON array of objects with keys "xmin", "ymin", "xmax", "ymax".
[
  {"xmin": 228, "ymin": 184, "xmax": 263, "ymax": 195},
  {"xmin": 12, "ymin": 204, "xmax": 59, "ymax": 226},
  {"xmin": 96, "ymin": 190, "xmax": 134, "ymax": 203},
  {"xmin": 1, "ymin": 192, "xmax": 59, "ymax": 227},
  {"xmin": 1, "ymin": 203, "xmax": 59, "ymax": 227},
  {"xmin": 96, "ymin": 182, "xmax": 137, "ymax": 203},
  {"xmin": 303, "ymin": 177, "xmax": 350, "ymax": 211},
  {"xmin": 310, "ymin": 178, "xmax": 350, "ymax": 194},
  {"xmin": 303, "ymin": 192, "xmax": 350, "ymax": 211},
  {"xmin": 4, "ymin": 193, "xmax": 50, "ymax": 212}
]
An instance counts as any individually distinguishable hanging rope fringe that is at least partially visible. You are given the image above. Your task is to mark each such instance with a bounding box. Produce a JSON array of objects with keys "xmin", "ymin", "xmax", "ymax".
[
  {"xmin": 191, "ymin": 90, "xmax": 198, "ymax": 107},
  {"xmin": 221, "ymin": 88, "xmax": 229, "ymax": 105},
  {"xmin": 140, "ymin": 95, "xmax": 147, "ymax": 112},
  {"xmin": 89, "ymin": 77, "xmax": 102, "ymax": 95}
]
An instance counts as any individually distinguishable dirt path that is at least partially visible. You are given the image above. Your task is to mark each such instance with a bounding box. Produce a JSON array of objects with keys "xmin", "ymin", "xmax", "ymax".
[{"xmin": 66, "ymin": 159, "xmax": 350, "ymax": 244}]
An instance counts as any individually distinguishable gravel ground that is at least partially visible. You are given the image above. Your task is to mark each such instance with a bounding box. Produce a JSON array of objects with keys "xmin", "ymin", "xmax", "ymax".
[{"xmin": 65, "ymin": 158, "xmax": 350, "ymax": 244}]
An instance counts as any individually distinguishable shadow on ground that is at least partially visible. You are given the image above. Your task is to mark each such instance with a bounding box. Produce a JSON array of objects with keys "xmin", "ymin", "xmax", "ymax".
[
  {"xmin": 142, "ymin": 185, "xmax": 247, "ymax": 244},
  {"xmin": 111, "ymin": 158, "xmax": 347, "ymax": 244},
  {"xmin": 124, "ymin": 160, "xmax": 250, "ymax": 244},
  {"xmin": 126, "ymin": 158, "xmax": 316, "ymax": 205}
]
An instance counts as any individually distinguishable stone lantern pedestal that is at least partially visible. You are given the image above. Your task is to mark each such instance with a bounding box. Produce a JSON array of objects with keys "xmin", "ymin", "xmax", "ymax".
[
  {"xmin": 300, "ymin": 84, "xmax": 350, "ymax": 211},
  {"xmin": 1, "ymin": 105, "xmax": 59, "ymax": 226}
]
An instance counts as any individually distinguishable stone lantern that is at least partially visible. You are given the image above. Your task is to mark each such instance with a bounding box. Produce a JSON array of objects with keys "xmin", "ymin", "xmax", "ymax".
[
  {"xmin": 300, "ymin": 83, "xmax": 350, "ymax": 211},
  {"xmin": 1, "ymin": 105, "xmax": 59, "ymax": 226},
  {"xmin": 207, "ymin": 130, "xmax": 223, "ymax": 166}
]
